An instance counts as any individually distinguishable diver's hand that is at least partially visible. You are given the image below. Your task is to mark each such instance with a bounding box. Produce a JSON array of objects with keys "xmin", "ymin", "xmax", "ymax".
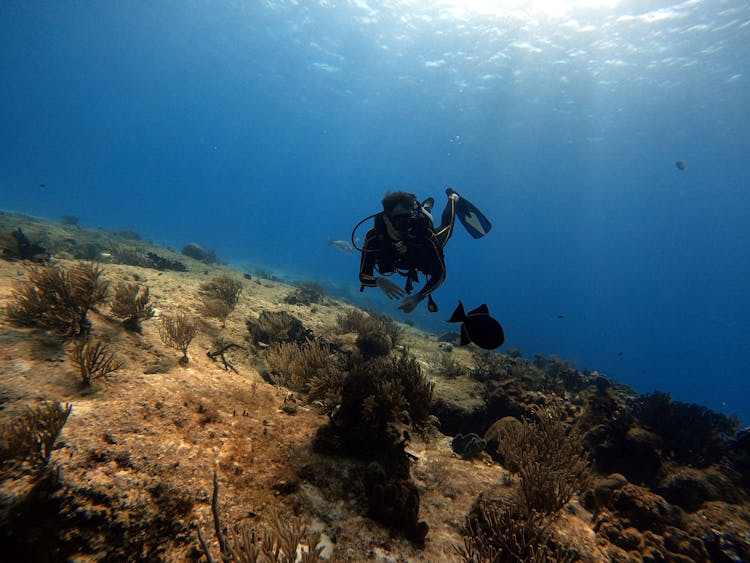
[
  {"xmin": 375, "ymin": 277, "xmax": 406, "ymax": 300},
  {"xmin": 398, "ymin": 295, "xmax": 425, "ymax": 314}
]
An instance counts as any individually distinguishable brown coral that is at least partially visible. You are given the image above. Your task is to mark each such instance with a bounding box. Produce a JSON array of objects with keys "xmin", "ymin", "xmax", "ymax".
[
  {"xmin": 283, "ymin": 280, "xmax": 325, "ymax": 306},
  {"xmin": 198, "ymin": 275, "xmax": 242, "ymax": 327},
  {"xmin": 6, "ymin": 261, "xmax": 108, "ymax": 336},
  {"xmin": 456, "ymin": 498, "xmax": 576, "ymax": 563},
  {"xmin": 0, "ymin": 401, "xmax": 72, "ymax": 470},
  {"xmin": 110, "ymin": 282, "xmax": 154, "ymax": 332},
  {"xmin": 264, "ymin": 340, "xmax": 337, "ymax": 392},
  {"xmin": 497, "ymin": 405, "xmax": 592, "ymax": 516},
  {"xmin": 70, "ymin": 338, "xmax": 124, "ymax": 386},
  {"xmin": 246, "ymin": 310, "xmax": 312, "ymax": 346},
  {"xmin": 159, "ymin": 312, "xmax": 199, "ymax": 364}
]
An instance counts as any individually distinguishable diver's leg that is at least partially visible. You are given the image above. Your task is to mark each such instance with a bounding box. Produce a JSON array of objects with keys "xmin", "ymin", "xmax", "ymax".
[{"xmin": 434, "ymin": 196, "xmax": 457, "ymax": 248}]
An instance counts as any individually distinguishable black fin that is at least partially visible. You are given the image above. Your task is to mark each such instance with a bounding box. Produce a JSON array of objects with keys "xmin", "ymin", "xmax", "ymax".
[
  {"xmin": 466, "ymin": 304, "xmax": 490, "ymax": 317},
  {"xmin": 448, "ymin": 300, "xmax": 465, "ymax": 323},
  {"xmin": 460, "ymin": 324, "xmax": 471, "ymax": 346},
  {"xmin": 454, "ymin": 195, "xmax": 492, "ymax": 239}
]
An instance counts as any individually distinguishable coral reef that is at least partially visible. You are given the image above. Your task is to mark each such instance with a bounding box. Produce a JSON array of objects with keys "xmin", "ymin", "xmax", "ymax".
[
  {"xmin": 455, "ymin": 498, "xmax": 577, "ymax": 562},
  {"xmin": 69, "ymin": 339, "xmax": 124, "ymax": 387},
  {"xmin": 112, "ymin": 229, "xmax": 141, "ymax": 240},
  {"xmin": 456, "ymin": 406, "xmax": 591, "ymax": 560},
  {"xmin": 307, "ymin": 363, "xmax": 347, "ymax": 419},
  {"xmin": 283, "ymin": 281, "xmax": 325, "ymax": 306},
  {"xmin": 110, "ymin": 282, "xmax": 155, "ymax": 332},
  {"xmin": 198, "ymin": 470, "xmax": 325, "ymax": 562},
  {"xmin": 206, "ymin": 340, "xmax": 245, "ymax": 373},
  {"xmin": 180, "ymin": 242, "xmax": 219, "ymax": 264},
  {"xmin": 451, "ymin": 433, "xmax": 486, "ymax": 459},
  {"xmin": 0, "ymin": 212, "xmax": 748, "ymax": 562},
  {"xmin": 313, "ymin": 350, "xmax": 434, "ymax": 543},
  {"xmin": 635, "ymin": 390, "xmax": 739, "ymax": 468},
  {"xmin": 108, "ymin": 245, "xmax": 187, "ymax": 271},
  {"xmin": 159, "ymin": 312, "xmax": 199, "ymax": 364},
  {"xmin": 497, "ymin": 405, "xmax": 592, "ymax": 515},
  {"xmin": 146, "ymin": 251, "xmax": 187, "ymax": 272},
  {"xmin": 355, "ymin": 330, "xmax": 392, "ymax": 359},
  {"xmin": 199, "ymin": 275, "xmax": 243, "ymax": 327},
  {"xmin": 335, "ymin": 308, "xmax": 401, "ymax": 358},
  {"xmin": 110, "ymin": 243, "xmax": 148, "ymax": 266},
  {"xmin": 364, "ymin": 461, "xmax": 429, "ymax": 545},
  {"xmin": 437, "ymin": 352, "xmax": 465, "ymax": 378},
  {"xmin": 6, "ymin": 262, "xmax": 108, "ymax": 336},
  {"xmin": 1, "ymin": 227, "xmax": 49, "ymax": 262},
  {"xmin": 0, "ymin": 401, "xmax": 72, "ymax": 470},
  {"xmin": 263, "ymin": 341, "xmax": 336, "ymax": 392},
  {"xmin": 246, "ymin": 310, "xmax": 313, "ymax": 346},
  {"xmin": 336, "ymin": 308, "xmax": 401, "ymax": 344}
]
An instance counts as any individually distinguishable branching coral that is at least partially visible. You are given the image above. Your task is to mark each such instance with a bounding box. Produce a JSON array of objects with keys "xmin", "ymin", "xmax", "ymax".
[
  {"xmin": 207, "ymin": 340, "xmax": 245, "ymax": 373},
  {"xmin": 533, "ymin": 354, "xmax": 588, "ymax": 393},
  {"xmin": 455, "ymin": 498, "xmax": 576, "ymax": 563},
  {"xmin": 497, "ymin": 405, "xmax": 592, "ymax": 516},
  {"xmin": 246, "ymin": 310, "xmax": 313, "ymax": 346},
  {"xmin": 336, "ymin": 308, "xmax": 402, "ymax": 347},
  {"xmin": 264, "ymin": 341, "xmax": 337, "ymax": 392},
  {"xmin": 469, "ymin": 349, "xmax": 511, "ymax": 381},
  {"xmin": 437, "ymin": 352, "xmax": 465, "ymax": 379},
  {"xmin": 335, "ymin": 309, "xmax": 376, "ymax": 334},
  {"xmin": 307, "ymin": 364, "xmax": 346, "ymax": 419},
  {"xmin": 197, "ymin": 469, "xmax": 325, "ymax": 562},
  {"xmin": 335, "ymin": 308, "xmax": 401, "ymax": 358},
  {"xmin": 316, "ymin": 349, "xmax": 435, "ymax": 457},
  {"xmin": 283, "ymin": 281, "xmax": 325, "ymax": 306},
  {"xmin": 110, "ymin": 282, "xmax": 154, "ymax": 332},
  {"xmin": 363, "ymin": 307, "xmax": 402, "ymax": 344},
  {"xmin": 227, "ymin": 510, "xmax": 325, "ymax": 562},
  {"xmin": 1, "ymin": 227, "xmax": 48, "ymax": 262},
  {"xmin": 311, "ymin": 349, "xmax": 435, "ymax": 543},
  {"xmin": 458, "ymin": 404, "xmax": 592, "ymax": 559},
  {"xmin": 635, "ymin": 391, "xmax": 739, "ymax": 468},
  {"xmin": 110, "ymin": 243, "xmax": 148, "ymax": 267},
  {"xmin": 70, "ymin": 338, "xmax": 124, "ymax": 386},
  {"xmin": 199, "ymin": 275, "xmax": 243, "ymax": 327},
  {"xmin": 181, "ymin": 242, "xmax": 218, "ymax": 264},
  {"xmin": 349, "ymin": 350, "xmax": 435, "ymax": 449},
  {"xmin": 146, "ymin": 251, "xmax": 187, "ymax": 272},
  {"xmin": 160, "ymin": 312, "xmax": 199, "ymax": 364},
  {"xmin": 110, "ymin": 245, "xmax": 187, "ymax": 271},
  {"xmin": 6, "ymin": 261, "xmax": 109, "ymax": 336},
  {"xmin": 0, "ymin": 401, "xmax": 72, "ymax": 470}
]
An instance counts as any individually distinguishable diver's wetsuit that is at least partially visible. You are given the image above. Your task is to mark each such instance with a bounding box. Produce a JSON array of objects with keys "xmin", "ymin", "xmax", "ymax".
[{"xmin": 359, "ymin": 197, "xmax": 456, "ymax": 301}]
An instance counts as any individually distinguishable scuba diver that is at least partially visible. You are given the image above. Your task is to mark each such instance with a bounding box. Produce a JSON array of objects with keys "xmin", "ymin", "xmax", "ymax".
[{"xmin": 354, "ymin": 187, "xmax": 491, "ymax": 314}]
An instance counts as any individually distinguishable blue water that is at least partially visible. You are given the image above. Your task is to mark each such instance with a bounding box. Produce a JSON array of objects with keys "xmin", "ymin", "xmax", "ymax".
[{"xmin": 1, "ymin": 2, "xmax": 749, "ymax": 422}]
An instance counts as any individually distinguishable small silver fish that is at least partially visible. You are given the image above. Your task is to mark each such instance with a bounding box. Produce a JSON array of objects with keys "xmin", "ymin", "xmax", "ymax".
[{"xmin": 327, "ymin": 237, "xmax": 355, "ymax": 254}]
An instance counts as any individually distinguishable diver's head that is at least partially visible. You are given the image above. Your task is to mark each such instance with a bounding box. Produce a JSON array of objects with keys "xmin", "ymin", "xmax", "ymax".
[{"xmin": 382, "ymin": 191, "xmax": 418, "ymax": 235}]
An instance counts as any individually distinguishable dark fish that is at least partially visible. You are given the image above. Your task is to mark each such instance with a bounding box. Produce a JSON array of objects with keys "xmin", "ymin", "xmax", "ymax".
[
  {"xmin": 675, "ymin": 160, "xmax": 686, "ymax": 171},
  {"xmin": 557, "ymin": 314, "xmax": 565, "ymax": 319},
  {"xmin": 39, "ymin": 183, "xmax": 46, "ymax": 188},
  {"xmin": 447, "ymin": 301, "xmax": 504, "ymax": 350}
]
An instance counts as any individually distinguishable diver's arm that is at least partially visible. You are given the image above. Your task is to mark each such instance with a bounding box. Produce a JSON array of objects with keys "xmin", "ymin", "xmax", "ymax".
[
  {"xmin": 399, "ymin": 264, "xmax": 443, "ymax": 312},
  {"xmin": 415, "ymin": 238, "xmax": 446, "ymax": 298}
]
